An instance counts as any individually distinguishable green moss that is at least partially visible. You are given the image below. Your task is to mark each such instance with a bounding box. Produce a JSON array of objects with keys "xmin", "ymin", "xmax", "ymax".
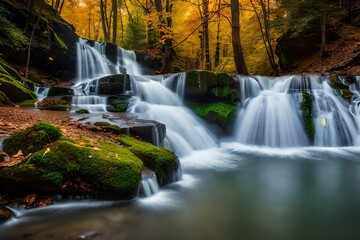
[
  {"xmin": 0, "ymin": 5, "xmax": 28, "ymax": 51},
  {"xmin": 118, "ymin": 135, "xmax": 179, "ymax": 186},
  {"xmin": 49, "ymin": 26, "xmax": 68, "ymax": 50},
  {"xmin": 301, "ymin": 92, "xmax": 315, "ymax": 143},
  {"xmin": 0, "ymin": 60, "xmax": 22, "ymax": 82},
  {"xmin": 187, "ymin": 102, "xmax": 236, "ymax": 123},
  {"xmin": 102, "ymin": 125, "xmax": 124, "ymax": 134},
  {"xmin": 29, "ymin": 140, "xmax": 142, "ymax": 194},
  {"xmin": 109, "ymin": 103, "xmax": 129, "ymax": 112},
  {"xmin": 75, "ymin": 109, "xmax": 90, "ymax": 114},
  {"xmin": 36, "ymin": 97, "xmax": 72, "ymax": 107},
  {"xmin": 18, "ymin": 99, "xmax": 36, "ymax": 107},
  {"xmin": 0, "ymin": 73, "xmax": 36, "ymax": 103},
  {"xmin": 185, "ymin": 71, "xmax": 239, "ymax": 103},
  {"xmin": 3, "ymin": 121, "xmax": 62, "ymax": 155}
]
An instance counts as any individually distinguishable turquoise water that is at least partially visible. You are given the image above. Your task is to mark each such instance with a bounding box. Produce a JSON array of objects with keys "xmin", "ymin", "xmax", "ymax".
[{"xmin": 1, "ymin": 144, "xmax": 360, "ymax": 240}]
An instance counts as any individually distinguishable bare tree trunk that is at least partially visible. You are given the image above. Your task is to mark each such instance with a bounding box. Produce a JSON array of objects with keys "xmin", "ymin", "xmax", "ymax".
[
  {"xmin": 112, "ymin": 0, "xmax": 118, "ymax": 44},
  {"xmin": 203, "ymin": 0, "xmax": 211, "ymax": 70},
  {"xmin": 26, "ymin": 0, "xmax": 44, "ymax": 79},
  {"xmin": 214, "ymin": 0, "xmax": 221, "ymax": 68},
  {"xmin": 119, "ymin": 0, "xmax": 124, "ymax": 45},
  {"xmin": 100, "ymin": 0, "xmax": 110, "ymax": 42},
  {"xmin": 230, "ymin": 0, "xmax": 248, "ymax": 75},
  {"xmin": 250, "ymin": 0, "xmax": 278, "ymax": 75}
]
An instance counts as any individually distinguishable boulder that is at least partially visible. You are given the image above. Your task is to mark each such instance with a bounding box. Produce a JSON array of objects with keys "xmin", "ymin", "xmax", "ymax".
[
  {"xmin": 119, "ymin": 135, "xmax": 181, "ymax": 186},
  {"xmin": 185, "ymin": 71, "xmax": 240, "ymax": 104},
  {"xmin": 0, "ymin": 122, "xmax": 143, "ymax": 198}
]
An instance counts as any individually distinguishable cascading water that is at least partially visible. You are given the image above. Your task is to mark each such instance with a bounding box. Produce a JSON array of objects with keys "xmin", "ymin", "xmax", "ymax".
[
  {"xmin": 235, "ymin": 75, "xmax": 309, "ymax": 147},
  {"xmin": 128, "ymin": 74, "xmax": 216, "ymax": 157},
  {"xmin": 234, "ymin": 74, "xmax": 359, "ymax": 147},
  {"xmin": 72, "ymin": 38, "xmax": 143, "ymax": 112},
  {"xmin": 34, "ymin": 86, "xmax": 50, "ymax": 102},
  {"xmin": 349, "ymin": 76, "xmax": 360, "ymax": 144},
  {"xmin": 139, "ymin": 173, "xmax": 160, "ymax": 197}
]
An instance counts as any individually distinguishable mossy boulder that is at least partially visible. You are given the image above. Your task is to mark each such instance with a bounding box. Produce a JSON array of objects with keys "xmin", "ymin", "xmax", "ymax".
[
  {"xmin": 185, "ymin": 71, "xmax": 239, "ymax": 104},
  {"xmin": 327, "ymin": 74, "xmax": 353, "ymax": 102},
  {"xmin": 75, "ymin": 108, "xmax": 90, "ymax": 114},
  {"xmin": 36, "ymin": 97, "xmax": 72, "ymax": 110},
  {"xmin": 186, "ymin": 102, "xmax": 237, "ymax": 134},
  {"xmin": 0, "ymin": 60, "xmax": 37, "ymax": 105},
  {"xmin": 0, "ymin": 122, "xmax": 143, "ymax": 198},
  {"xmin": 3, "ymin": 121, "xmax": 62, "ymax": 156},
  {"xmin": 301, "ymin": 92, "xmax": 315, "ymax": 143},
  {"xmin": 118, "ymin": 135, "xmax": 180, "ymax": 186},
  {"xmin": 107, "ymin": 95, "xmax": 131, "ymax": 112}
]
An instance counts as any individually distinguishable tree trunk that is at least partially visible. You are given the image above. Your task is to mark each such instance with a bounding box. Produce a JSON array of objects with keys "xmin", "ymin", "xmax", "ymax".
[
  {"xmin": 214, "ymin": 0, "xmax": 221, "ymax": 68},
  {"xmin": 112, "ymin": 0, "xmax": 118, "ymax": 44},
  {"xmin": 100, "ymin": 0, "xmax": 110, "ymax": 42},
  {"xmin": 203, "ymin": 0, "xmax": 211, "ymax": 70},
  {"xmin": 230, "ymin": 0, "xmax": 248, "ymax": 75},
  {"xmin": 26, "ymin": 0, "xmax": 44, "ymax": 79}
]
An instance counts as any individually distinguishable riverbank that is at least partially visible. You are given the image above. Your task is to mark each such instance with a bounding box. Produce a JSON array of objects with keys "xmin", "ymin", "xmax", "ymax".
[{"xmin": 0, "ymin": 107, "xmax": 122, "ymax": 221}]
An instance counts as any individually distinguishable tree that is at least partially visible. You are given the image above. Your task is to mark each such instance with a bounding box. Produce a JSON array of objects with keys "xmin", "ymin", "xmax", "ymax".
[
  {"xmin": 112, "ymin": 0, "xmax": 118, "ymax": 44},
  {"xmin": 250, "ymin": 0, "xmax": 278, "ymax": 75},
  {"xmin": 230, "ymin": 0, "xmax": 248, "ymax": 74}
]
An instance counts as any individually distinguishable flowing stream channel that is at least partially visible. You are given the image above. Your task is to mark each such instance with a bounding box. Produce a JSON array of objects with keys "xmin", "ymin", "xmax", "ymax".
[{"xmin": 1, "ymin": 40, "xmax": 360, "ymax": 240}]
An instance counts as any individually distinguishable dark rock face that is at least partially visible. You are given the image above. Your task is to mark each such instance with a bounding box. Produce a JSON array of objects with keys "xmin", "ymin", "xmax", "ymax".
[
  {"xmin": 276, "ymin": 29, "xmax": 319, "ymax": 71},
  {"xmin": 47, "ymin": 86, "xmax": 74, "ymax": 96},
  {"xmin": 185, "ymin": 71, "xmax": 240, "ymax": 104},
  {"xmin": 96, "ymin": 74, "xmax": 131, "ymax": 95}
]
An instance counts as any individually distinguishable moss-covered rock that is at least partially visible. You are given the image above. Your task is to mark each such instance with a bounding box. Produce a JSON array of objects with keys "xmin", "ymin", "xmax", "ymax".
[
  {"xmin": 185, "ymin": 71, "xmax": 239, "ymax": 104},
  {"xmin": 3, "ymin": 121, "xmax": 62, "ymax": 156},
  {"xmin": 301, "ymin": 92, "xmax": 315, "ymax": 143},
  {"xmin": 0, "ymin": 122, "xmax": 143, "ymax": 198},
  {"xmin": 75, "ymin": 108, "xmax": 90, "ymax": 114},
  {"xmin": 0, "ymin": 74, "xmax": 36, "ymax": 104},
  {"xmin": 18, "ymin": 99, "xmax": 36, "ymax": 107},
  {"xmin": 107, "ymin": 95, "xmax": 131, "ymax": 112},
  {"xmin": 36, "ymin": 97, "xmax": 72, "ymax": 110},
  {"xmin": 118, "ymin": 135, "xmax": 180, "ymax": 186},
  {"xmin": 186, "ymin": 102, "xmax": 237, "ymax": 134},
  {"xmin": 27, "ymin": 140, "xmax": 142, "ymax": 197}
]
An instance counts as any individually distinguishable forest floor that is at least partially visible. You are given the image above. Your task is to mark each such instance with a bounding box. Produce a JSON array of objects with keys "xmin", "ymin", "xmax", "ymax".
[
  {"xmin": 293, "ymin": 22, "xmax": 360, "ymax": 76},
  {"xmin": 0, "ymin": 107, "xmax": 121, "ymax": 220}
]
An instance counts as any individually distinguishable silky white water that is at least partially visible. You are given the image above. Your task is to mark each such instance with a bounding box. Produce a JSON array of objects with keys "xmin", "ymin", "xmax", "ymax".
[
  {"xmin": 234, "ymin": 74, "xmax": 359, "ymax": 147},
  {"xmin": 128, "ymin": 75, "xmax": 217, "ymax": 157}
]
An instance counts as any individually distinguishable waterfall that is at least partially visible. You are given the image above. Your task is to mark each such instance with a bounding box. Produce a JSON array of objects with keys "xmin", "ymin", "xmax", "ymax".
[
  {"xmin": 128, "ymin": 75, "xmax": 217, "ymax": 157},
  {"xmin": 235, "ymin": 75, "xmax": 309, "ymax": 147},
  {"xmin": 234, "ymin": 74, "xmax": 358, "ymax": 147},
  {"xmin": 34, "ymin": 86, "xmax": 50, "ymax": 102},
  {"xmin": 71, "ymin": 96, "xmax": 108, "ymax": 113},
  {"xmin": 349, "ymin": 76, "xmax": 360, "ymax": 144},
  {"xmin": 139, "ymin": 173, "xmax": 160, "ymax": 198},
  {"xmin": 76, "ymin": 39, "xmax": 113, "ymax": 82},
  {"xmin": 73, "ymin": 38, "xmax": 143, "ymax": 112},
  {"xmin": 234, "ymin": 75, "xmax": 261, "ymax": 105}
]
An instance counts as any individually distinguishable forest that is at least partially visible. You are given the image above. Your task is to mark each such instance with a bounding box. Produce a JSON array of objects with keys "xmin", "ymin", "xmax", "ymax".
[{"xmin": 58, "ymin": 0, "xmax": 360, "ymax": 75}]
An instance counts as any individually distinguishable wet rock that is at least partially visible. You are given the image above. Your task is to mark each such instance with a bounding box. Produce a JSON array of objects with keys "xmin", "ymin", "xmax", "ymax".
[
  {"xmin": 185, "ymin": 71, "xmax": 239, "ymax": 104},
  {"xmin": 96, "ymin": 74, "xmax": 131, "ymax": 95}
]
